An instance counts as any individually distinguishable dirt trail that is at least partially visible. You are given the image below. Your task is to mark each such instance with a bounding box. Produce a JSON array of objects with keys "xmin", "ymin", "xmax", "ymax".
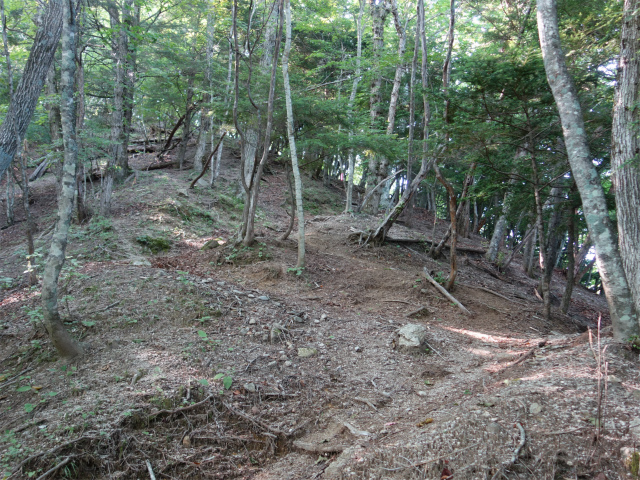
[{"xmin": 1, "ymin": 147, "xmax": 638, "ymax": 479}]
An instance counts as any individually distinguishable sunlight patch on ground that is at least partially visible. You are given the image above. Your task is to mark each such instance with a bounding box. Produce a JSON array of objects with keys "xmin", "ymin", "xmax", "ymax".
[
  {"xmin": 442, "ymin": 326, "xmax": 531, "ymax": 345},
  {"xmin": 0, "ymin": 287, "xmax": 39, "ymax": 308}
]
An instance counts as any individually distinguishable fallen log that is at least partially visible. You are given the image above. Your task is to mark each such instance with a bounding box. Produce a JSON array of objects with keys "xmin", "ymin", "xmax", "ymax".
[{"xmin": 422, "ymin": 267, "xmax": 472, "ymax": 315}]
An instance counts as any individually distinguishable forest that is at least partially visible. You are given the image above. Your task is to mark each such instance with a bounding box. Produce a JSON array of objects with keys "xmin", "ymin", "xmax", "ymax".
[{"xmin": 0, "ymin": 0, "xmax": 640, "ymax": 478}]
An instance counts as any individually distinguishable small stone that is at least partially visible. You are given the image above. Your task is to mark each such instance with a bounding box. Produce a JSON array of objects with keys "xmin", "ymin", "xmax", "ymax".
[
  {"xmin": 607, "ymin": 375, "xmax": 622, "ymax": 383},
  {"xmin": 417, "ymin": 391, "xmax": 427, "ymax": 397},
  {"xmin": 248, "ymin": 294, "xmax": 255, "ymax": 298},
  {"xmin": 314, "ymin": 319, "xmax": 320, "ymax": 324},
  {"xmin": 273, "ymin": 302, "xmax": 281, "ymax": 306},
  {"xmin": 298, "ymin": 348, "xmax": 318, "ymax": 358},
  {"xmin": 267, "ymin": 361, "xmax": 277, "ymax": 367},
  {"xmin": 258, "ymin": 296, "xmax": 270, "ymax": 301},
  {"xmin": 177, "ymin": 189, "xmax": 189, "ymax": 198},
  {"xmin": 240, "ymin": 327, "xmax": 249, "ymax": 335},
  {"xmin": 262, "ymin": 334, "xmax": 269, "ymax": 342},
  {"xmin": 182, "ymin": 435, "xmax": 191, "ymax": 447},
  {"xmin": 233, "ymin": 290, "xmax": 244, "ymax": 295},
  {"xmin": 529, "ymin": 403, "xmax": 543, "ymax": 415},
  {"xmin": 355, "ymin": 346, "xmax": 362, "ymax": 352},
  {"xmin": 217, "ymin": 281, "xmax": 225, "ymax": 286},
  {"xmin": 279, "ymin": 354, "xmax": 288, "ymax": 361},
  {"xmin": 249, "ymin": 318, "xmax": 257, "ymax": 325},
  {"xmin": 244, "ymin": 383, "xmax": 256, "ymax": 393},
  {"xmin": 320, "ymin": 314, "xmax": 328, "ymax": 321},
  {"xmin": 284, "ymin": 361, "xmax": 292, "ymax": 367},
  {"xmin": 293, "ymin": 316, "xmax": 305, "ymax": 323}
]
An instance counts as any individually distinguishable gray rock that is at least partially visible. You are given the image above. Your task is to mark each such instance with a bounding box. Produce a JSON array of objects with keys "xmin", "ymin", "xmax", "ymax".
[
  {"xmin": 293, "ymin": 316, "xmax": 305, "ymax": 323},
  {"xmin": 298, "ymin": 347, "xmax": 318, "ymax": 358},
  {"xmin": 529, "ymin": 403, "xmax": 543, "ymax": 415},
  {"xmin": 244, "ymin": 383, "xmax": 256, "ymax": 393},
  {"xmin": 284, "ymin": 361, "xmax": 292, "ymax": 367},
  {"xmin": 321, "ymin": 313, "xmax": 328, "ymax": 321},
  {"xmin": 258, "ymin": 296, "xmax": 270, "ymax": 301},
  {"xmin": 249, "ymin": 318, "xmax": 257, "ymax": 325},
  {"xmin": 395, "ymin": 324, "xmax": 429, "ymax": 354}
]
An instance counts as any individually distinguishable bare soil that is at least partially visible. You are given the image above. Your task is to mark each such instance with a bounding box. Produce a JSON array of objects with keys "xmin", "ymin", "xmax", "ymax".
[{"xmin": 1, "ymin": 146, "xmax": 639, "ymax": 479}]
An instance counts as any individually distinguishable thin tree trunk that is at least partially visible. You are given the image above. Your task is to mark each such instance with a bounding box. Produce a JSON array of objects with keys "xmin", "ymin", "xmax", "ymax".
[
  {"xmin": 612, "ymin": 0, "xmax": 640, "ymax": 320},
  {"xmin": 178, "ymin": 74, "xmax": 195, "ymax": 170},
  {"xmin": 538, "ymin": 0, "xmax": 638, "ymax": 339},
  {"xmin": 41, "ymin": 0, "xmax": 83, "ymax": 359},
  {"xmin": 283, "ymin": 0, "xmax": 304, "ymax": 268},
  {"xmin": 241, "ymin": 0, "xmax": 284, "ymax": 246},
  {"xmin": 344, "ymin": 0, "xmax": 364, "ymax": 213},
  {"xmin": 561, "ymin": 206, "xmax": 576, "ymax": 313}
]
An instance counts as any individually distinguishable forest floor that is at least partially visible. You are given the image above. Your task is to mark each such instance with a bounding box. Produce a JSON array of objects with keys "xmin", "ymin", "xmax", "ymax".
[{"xmin": 1, "ymin": 144, "xmax": 640, "ymax": 480}]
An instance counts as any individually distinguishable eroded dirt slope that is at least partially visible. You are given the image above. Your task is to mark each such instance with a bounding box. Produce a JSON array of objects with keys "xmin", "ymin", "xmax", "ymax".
[{"xmin": 1, "ymin": 147, "xmax": 638, "ymax": 479}]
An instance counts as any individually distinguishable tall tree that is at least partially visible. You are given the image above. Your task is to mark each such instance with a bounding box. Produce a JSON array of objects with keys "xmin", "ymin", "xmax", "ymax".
[
  {"xmin": 0, "ymin": 0, "xmax": 63, "ymax": 179},
  {"xmin": 41, "ymin": 0, "xmax": 83, "ymax": 359},
  {"xmin": 537, "ymin": 0, "xmax": 638, "ymax": 338},
  {"xmin": 282, "ymin": 0, "xmax": 305, "ymax": 269},
  {"xmin": 611, "ymin": 0, "xmax": 640, "ymax": 319}
]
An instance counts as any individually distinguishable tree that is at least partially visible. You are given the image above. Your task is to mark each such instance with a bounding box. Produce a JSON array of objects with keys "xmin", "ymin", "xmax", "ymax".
[
  {"xmin": 537, "ymin": 0, "xmax": 638, "ymax": 339},
  {"xmin": 611, "ymin": 0, "xmax": 640, "ymax": 319},
  {"xmin": 41, "ymin": 0, "xmax": 83, "ymax": 359},
  {"xmin": 282, "ymin": 0, "xmax": 305, "ymax": 269},
  {"xmin": 0, "ymin": 0, "xmax": 63, "ymax": 179}
]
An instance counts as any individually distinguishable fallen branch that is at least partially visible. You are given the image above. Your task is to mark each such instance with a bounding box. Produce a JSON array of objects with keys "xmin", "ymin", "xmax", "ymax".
[
  {"xmin": 460, "ymin": 284, "xmax": 527, "ymax": 306},
  {"xmin": 292, "ymin": 440, "xmax": 346, "ymax": 453},
  {"xmin": 89, "ymin": 301, "xmax": 121, "ymax": 315},
  {"xmin": 490, "ymin": 422, "xmax": 526, "ymax": 480},
  {"xmin": 35, "ymin": 456, "xmax": 72, "ymax": 480},
  {"xmin": 146, "ymin": 459, "xmax": 156, "ymax": 480},
  {"xmin": 8, "ymin": 435, "xmax": 98, "ymax": 478},
  {"xmin": 148, "ymin": 395, "xmax": 213, "ymax": 420},
  {"xmin": 222, "ymin": 401, "xmax": 285, "ymax": 437},
  {"xmin": 406, "ymin": 305, "xmax": 431, "ymax": 317},
  {"xmin": 422, "ymin": 268, "xmax": 471, "ymax": 315},
  {"xmin": 189, "ymin": 131, "xmax": 227, "ymax": 189},
  {"xmin": 503, "ymin": 341, "xmax": 547, "ymax": 369},
  {"xmin": 354, "ymin": 397, "xmax": 378, "ymax": 411}
]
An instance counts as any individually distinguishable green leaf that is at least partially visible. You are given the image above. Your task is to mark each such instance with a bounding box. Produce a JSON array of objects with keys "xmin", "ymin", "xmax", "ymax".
[
  {"xmin": 24, "ymin": 403, "xmax": 35, "ymax": 413},
  {"xmin": 197, "ymin": 330, "xmax": 208, "ymax": 340},
  {"xmin": 82, "ymin": 321, "xmax": 96, "ymax": 327},
  {"xmin": 16, "ymin": 386, "xmax": 31, "ymax": 392},
  {"xmin": 213, "ymin": 373, "xmax": 224, "ymax": 380},
  {"xmin": 223, "ymin": 376, "xmax": 233, "ymax": 390},
  {"xmin": 199, "ymin": 379, "xmax": 209, "ymax": 386}
]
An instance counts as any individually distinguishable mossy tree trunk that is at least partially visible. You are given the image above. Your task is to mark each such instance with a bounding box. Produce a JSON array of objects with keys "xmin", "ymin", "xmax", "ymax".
[{"xmin": 42, "ymin": 0, "xmax": 83, "ymax": 359}]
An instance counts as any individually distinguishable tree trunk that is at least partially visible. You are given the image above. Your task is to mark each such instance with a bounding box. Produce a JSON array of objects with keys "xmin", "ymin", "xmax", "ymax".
[
  {"xmin": 178, "ymin": 74, "xmax": 195, "ymax": 170},
  {"xmin": 612, "ymin": 0, "xmax": 640, "ymax": 320},
  {"xmin": 122, "ymin": 0, "xmax": 139, "ymax": 168},
  {"xmin": 41, "ymin": 0, "xmax": 83, "ymax": 359},
  {"xmin": 46, "ymin": 64, "xmax": 62, "ymax": 146},
  {"xmin": 283, "ymin": 0, "xmax": 305, "ymax": 268},
  {"xmin": 0, "ymin": 0, "xmax": 63, "ymax": 179},
  {"xmin": 561, "ymin": 206, "xmax": 576, "ymax": 314},
  {"xmin": 100, "ymin": 0, "xmax": 131, "ymax": 215},
  {"xmin": 537, "ymin": 0, "xmax": 638, "ymax": 339},
  {"xmin": 363, "ymin": 0, "xmax": 389, "ymax": 214}
]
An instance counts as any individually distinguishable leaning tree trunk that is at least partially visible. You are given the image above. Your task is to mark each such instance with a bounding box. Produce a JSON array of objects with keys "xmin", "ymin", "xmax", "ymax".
[
  {"xmin": 0, "ymin": 0, "xmax": 63, "ymax": 179},
  {"xmin": 611, "ymin": 0, "xmax": 640, "ymax": 319},
  {"xmin": 41, "ymin": 0, "xmax": 83, "ymax": 359},
  {"xmin": 538, "ymin": 0, "xmax": 638, "ymax": 339},
  {"xmin": 283, "ymin": 0, "xmax": 305, "ymax": 268}
]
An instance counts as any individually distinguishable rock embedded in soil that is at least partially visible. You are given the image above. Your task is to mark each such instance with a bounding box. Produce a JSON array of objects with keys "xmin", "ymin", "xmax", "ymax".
[
  {"xmin": 529, "ymin": 402, "xmax": 543, "ymax": 415},
  {"xmin": 395, "ymin": 324, "xmax": 430, "ymax": 354},
  {"xmin": 298, "ymin": 348, "xmax": 318, "ymax": 358}
]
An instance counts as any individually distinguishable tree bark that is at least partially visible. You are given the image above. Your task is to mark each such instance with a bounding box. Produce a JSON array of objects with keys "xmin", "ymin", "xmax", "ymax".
[
  {"xmin": 283, "ymin": 0, "xmax": 305, "ymax": 268},
  {"xmin": 612, "ymin": 0, "xmax": 640, "ymax": 320},
  {"xmin": 0, "ymin": 0, "xmax": 63, "ymax": 179},
  {"xmin": 537, "ymin": 0, "xmax": 638, "ymax": 339},
  {"xmin": 561, "ymin": 206, "xmax": 576, "ymax": 314},
  {"xmin": 41, "ymin": 0, "xmax": 83, "ymax": 359}
]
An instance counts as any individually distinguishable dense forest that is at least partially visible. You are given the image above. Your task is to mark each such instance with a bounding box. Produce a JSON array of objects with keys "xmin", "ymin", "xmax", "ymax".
[{"xmin": 1, "ymin": 0, "xmax": 640, "ymax": 478}]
